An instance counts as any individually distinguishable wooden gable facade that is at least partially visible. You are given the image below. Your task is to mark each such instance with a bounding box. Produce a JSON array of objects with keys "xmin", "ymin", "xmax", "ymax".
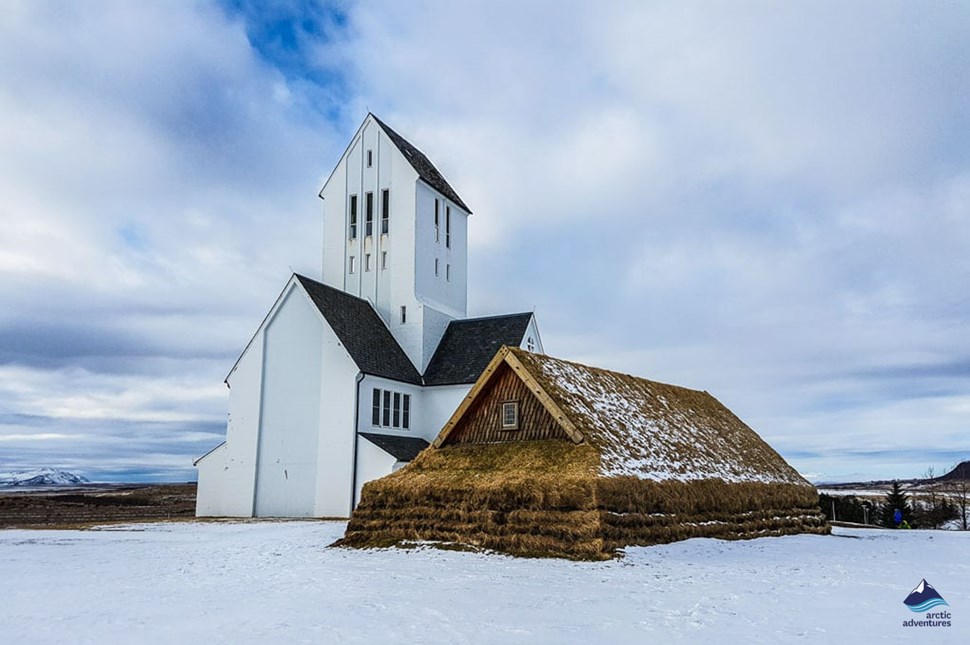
[{"xmin": 434, "ymin": 347, "xmax": 584, "ymax": 448}]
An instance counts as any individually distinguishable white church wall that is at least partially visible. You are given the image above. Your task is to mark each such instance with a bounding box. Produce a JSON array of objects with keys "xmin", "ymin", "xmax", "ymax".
[
  {"xmin": 194, "ymin": 443, "xmax": 226, "ymax": 516},
  {"xmin": 219, "ymin": 330, "xmax": 265, "ymax": 516},
  {"xmin": 420, "ymin": 305, "xmax": 454, "ymax": 373},
  {"xmin": 312, "ymin": 318, "xmax": 359, "ymax": 518},
  {"xmin": 354, "ymin": 437, "xmax": 398, "ymax": 508},
  {"xmin": 413, "ymin": 181, "xmax": 467, "ymax": 320},
  {"xmin": 253, "ymin": 284, "xmax": 324, "ymax": 517},
  {"xmin": 421, "ymin": 384, "xmax": 472, "ymax": 443}
]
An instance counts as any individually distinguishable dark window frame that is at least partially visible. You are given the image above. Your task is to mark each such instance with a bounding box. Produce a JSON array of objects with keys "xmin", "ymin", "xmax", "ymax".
[
  {"xmin": 381, "ymin": 188, "xmax": 389, "ymax": 234},
  {"xmin": 365, "ymin": 192, "xmax": 374, "ymax": 237},
  {"xmin": 349, "ymin": 194, "xmax": 358, "ymax": 239}
]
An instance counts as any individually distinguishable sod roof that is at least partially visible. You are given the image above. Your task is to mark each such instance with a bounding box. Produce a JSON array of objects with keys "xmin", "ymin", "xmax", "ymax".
[{"xmin": 437, "ymin": 347, "xmax": 809, "ymax": 486}]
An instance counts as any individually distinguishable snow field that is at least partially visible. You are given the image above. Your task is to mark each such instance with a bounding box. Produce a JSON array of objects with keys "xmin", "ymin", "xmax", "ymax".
[{"xmin": 1, "ymin": 522, "xmax": 967, "ymax": 644}]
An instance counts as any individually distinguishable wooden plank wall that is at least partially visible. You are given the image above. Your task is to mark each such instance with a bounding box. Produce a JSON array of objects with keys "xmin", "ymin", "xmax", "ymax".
[{"xmin": 446, "ymin": 364, "xmax": 570, "ymax": 445}]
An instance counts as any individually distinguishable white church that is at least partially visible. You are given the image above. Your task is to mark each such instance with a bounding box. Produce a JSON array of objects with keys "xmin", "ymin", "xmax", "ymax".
[{"xmin": 195, "ymin": 114, "xmax": 542, "ymax": 518}]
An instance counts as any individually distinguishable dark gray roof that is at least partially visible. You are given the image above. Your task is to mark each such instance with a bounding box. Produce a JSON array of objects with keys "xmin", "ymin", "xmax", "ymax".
[
  {"xmin": 422, "ymin": 313, "xmax": 533, "ymax": 386},
  {"xmin": 359, "ymin": 433, "xmax": 430, "ymax": 462},
  {"xmin": 371, "ymin": 114, "xmax": 472, "ymax": 214},
  {"xmin": 295, "ymin": 275, "xmax": 422, "ymax": 385}
]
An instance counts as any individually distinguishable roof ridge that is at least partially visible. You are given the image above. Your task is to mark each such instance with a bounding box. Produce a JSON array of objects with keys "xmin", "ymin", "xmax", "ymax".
[
  {"xmin": 449, "ymin": 311, "xmax": 533, "ymax": 324},
  {"xmin": 508, "ymin": 347, "xmax": 711, "ymax": 396}
]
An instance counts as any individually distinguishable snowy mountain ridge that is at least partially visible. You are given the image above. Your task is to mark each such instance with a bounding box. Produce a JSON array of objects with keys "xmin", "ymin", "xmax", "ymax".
[{"xmin": 0, "ymin": 468, "xmax": 89, "ymax": 487}]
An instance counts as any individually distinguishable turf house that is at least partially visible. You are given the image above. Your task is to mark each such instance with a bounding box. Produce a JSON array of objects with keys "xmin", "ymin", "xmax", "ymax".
[{"xmin": 339, "ymin": 347, "xmax": 828, "ymax": 560}]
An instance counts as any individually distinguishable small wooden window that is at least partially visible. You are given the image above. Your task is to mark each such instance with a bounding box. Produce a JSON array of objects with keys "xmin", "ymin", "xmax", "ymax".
[{"xmin": 501, "ymin": 401, "xmax": 519, "ymax": 430}]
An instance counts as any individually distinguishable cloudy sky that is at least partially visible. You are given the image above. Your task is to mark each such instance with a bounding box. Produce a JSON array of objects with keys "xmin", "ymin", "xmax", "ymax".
[{"xmin": 1, "ymin": 1, "xmax": 968, "ymax": 483}]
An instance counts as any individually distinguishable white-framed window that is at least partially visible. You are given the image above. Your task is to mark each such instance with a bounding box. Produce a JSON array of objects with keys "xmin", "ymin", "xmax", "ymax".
[
  {"xmin": 446, "ymin": 264, "xmax": 450, "ymax": 282},
  {"xmin": 434, "ymin": 258, "xmax": 439, "ymax": 276},
  {"xmin": 381, "ymin": 188, "xmax": 389, "ymax": 234},
  {"xmin": 366, "ymin": 149, "xmax": 373, "ymax": 167},
  {"xmin": 501, "ymin": 401, "xmax": 519, "ymax": 430},
  {"xmin": 445, "ymin": 206, "xmax": 451, "ymax": 248},
  {"xmin": 526, "ymin": 336, "xmax": 535, "ymax": 352},
  {"xmin": 381, "ymin": 251, "xmax": 387, "ymax": 270},
  {"xmin": 349, "ymin": 255, "xmax": 356, "ymax": 274},
  {"xmin": 365, "ymin": 192, "xmax": 374, "ymax": 237},
  {"xmin": 365, "ymin": 253, "xmax": 371, "ymax": 272},
  {"xmin": 349, "ymin": 194, "xmax": 358, "ymax": 240},
  {"xmin": 372, "ymin": 388, "xmax": 411, "ymax": 430},
  {"xmin": 400, "ymin": 306, "xmax": 407, "ymax": 324},
  {"xmin": 434, "ymin": 199, "xmax": 440, "ymax": 242}
]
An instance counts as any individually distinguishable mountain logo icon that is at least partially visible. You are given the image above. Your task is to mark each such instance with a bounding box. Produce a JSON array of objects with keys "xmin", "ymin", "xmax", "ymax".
[{"xmin": 903, "ymin": 579, "xmax": 949, "ymax": 613}]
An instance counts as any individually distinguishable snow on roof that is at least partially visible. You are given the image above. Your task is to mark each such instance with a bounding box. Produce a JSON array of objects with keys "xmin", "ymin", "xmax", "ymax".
[{"xmin": 510, "ymin": 349, "xmax": 809, "ymax": 486}]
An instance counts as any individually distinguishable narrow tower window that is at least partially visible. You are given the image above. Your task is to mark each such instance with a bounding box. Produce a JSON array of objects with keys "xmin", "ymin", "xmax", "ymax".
[
  {"xmin": 365, "ymin": 192, "xmax": 373, "ymax": 237},
  {"xmin": 349, "ymin": 256, "xmax": 356, "ymax": 274},
  {"xmin": 366, "ymin": 149, "xmax": 373, "ymax": 167},
  {"xmin": 349, "ymin": 195, "xmax": 358, "ymax": 239},
  {"xmin": 434, "ymin": 258, "xmax": 439, "ymax": 276},
  {"xmin": 365, "ymin": 254, "xmax": 371, "ymax": 272},
  {"xmin": 446, "ymin": 264, "xmax": 450, "ymax": 282},
  {"xmin": 381, "ymin": 189, "xmax": 390, "ymax": 234},
  {"xmin": 445, "ymin": 206, "xmax": 451, "ymax": 248},
  {"xmin": 434, "ymin": 199, "xmax": 440, "ymax": 242},
  {"xmin": 400, "ymin": 306, "xmax": 407, "ymax": 324},
  {"xmin": 381, "ymin": 251, "xmax": 387, "ymax": 270}
]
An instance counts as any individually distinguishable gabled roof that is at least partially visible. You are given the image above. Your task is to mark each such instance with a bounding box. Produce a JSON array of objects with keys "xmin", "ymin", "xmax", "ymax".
[
  {"xmin": 422, "ymin": 313, "xmax": 533, "ymax": 386},
  {"xmin": 359, "ymin": 433, "xmax": 430, "ymax": 462},
  {"xmin": 434, "ymin": 347, "xmax": 809, "ymax": 486},
  {"xmin": 370, "ymin": 114, "xmax": 472, "ymax": 214},
  {"xmin": 295, "ymin": 275, "xmax": 422, "ymax": 385}
]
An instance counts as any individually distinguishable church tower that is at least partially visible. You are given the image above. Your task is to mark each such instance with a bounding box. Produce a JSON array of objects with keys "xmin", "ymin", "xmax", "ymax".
[{"xmin": 318, "ymin": 114, "xmax": 471, "ymax": 372}]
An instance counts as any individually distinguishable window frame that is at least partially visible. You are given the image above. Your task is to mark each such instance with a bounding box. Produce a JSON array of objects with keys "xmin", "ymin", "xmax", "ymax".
[
  {"xmin": 364, "ymin": 253, "xmax": 371, "ymax": 272},
  {"xmin": 349, "ymin": 194, "xmax": 358, "ymax": 240},
  {"xmin": 381, "ymin": 188, "xmax": 389, "ymax": 235},
  {"xmin": 349, "ymin": 255, "xmax": 356, "ymax": 274},
  {"xmin": 371, "ymin": 389, "xmax": 381, "ymax": 426},
  {"xmin": 434, "ymin": 199, "xmax": 440, "ymax": 242},
  {"xmin": 501, "ymin": 401, "xmax": 519, "ymax": 430},
  {"xmin": 402, "ymin": 394, "xmax": 410, "ymax": 430},
  {"xmin": 445, "ymin": 206, "xmax": 451, "ymax": 248},
  {"xmin": 365, "ymin": 192, "xmax": 374, "ymax": 237},
  {"xmin": 366, "ymin": 149, "xmax": 373, "ymax": 167}
]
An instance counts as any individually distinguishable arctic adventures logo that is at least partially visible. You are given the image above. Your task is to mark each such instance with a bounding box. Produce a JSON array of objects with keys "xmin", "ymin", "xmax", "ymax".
[{"xmin": 901, "ymin": 579, "xmax": 951, "ymax": 628}]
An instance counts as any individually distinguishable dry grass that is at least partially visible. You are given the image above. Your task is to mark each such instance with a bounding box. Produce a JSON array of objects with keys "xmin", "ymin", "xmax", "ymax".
[{"xmin": 337, "ymin": 441, "xmax": 828, "ymax": 560}]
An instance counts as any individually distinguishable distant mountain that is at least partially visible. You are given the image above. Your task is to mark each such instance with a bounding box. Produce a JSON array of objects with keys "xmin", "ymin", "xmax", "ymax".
[
  {"xmin": 0, "ymin": 468, "xmax": 90, "ymax": 487},
  {"xmin": 937, "ymin": 461, "xmax": 970, "ymax": 482}
]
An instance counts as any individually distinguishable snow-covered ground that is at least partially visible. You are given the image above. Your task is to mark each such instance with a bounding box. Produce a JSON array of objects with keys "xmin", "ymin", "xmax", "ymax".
[{"xmin": 1, "ymin": 521, "xmax": 966, "ymax": 644}]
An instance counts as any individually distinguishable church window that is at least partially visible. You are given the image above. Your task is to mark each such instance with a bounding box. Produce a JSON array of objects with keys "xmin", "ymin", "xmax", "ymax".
[
  {"xmin": 400, "ymin": 306, "xmax": 407, "ymax": 324},
  {"xmin": 381, "ymin": 189, "xmax": 390, "ymax": 234},
  {"xmin": 366, "ymin": 149, "xmax": 373, "ymax": 167},
  {"xmin": 445, "ymin": 206, "xmax": 451, "ymax": 248},
  {"xmin": 365, "ymin": 192, "xmax": 374, "ymax": 236},
  {"xmin": 527, "ymin": 336, "xmax": 535, "ymax": 352},
  {"xmin": 446, "ymin": 264, "xmax": 450, "ymax": 281},
  {"xmin": 365, "ymin": 253, "xmax": 371, "ymax": 272},
  {"xmin": 393, "ymin": 392, "xmax": 401, "ymax": 427},
  {"xmin": 434, "ymin": 199, "xmax": 440, "ymax": 242},
  {"xmin": 381, "ymin": 251, "xmax": 387, "ymax": 270},
  {"xmin": 383, "ymin": 390, "xmax": 391, "ymax": 426},
  {"xmin": 402, "ymin": 394, "xmax": 410, "ymax": 429},
  {"xmin": 434, "ymin": 258, "xmax": 439, "ymax": 276},
  {"xmin": 349, "ymin": 256, "xmax": 356, "ymax": 274},
  {"xmin": 349, "ymin": 195, "xmax": 358, "ymax": 239},
  {"xmin": 501, "ymin": 401, "xmax": 519, "ymax": 430},
  {"xmin": 371, "ymin": 389, "xmax": 381, "ymax": 426}
]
